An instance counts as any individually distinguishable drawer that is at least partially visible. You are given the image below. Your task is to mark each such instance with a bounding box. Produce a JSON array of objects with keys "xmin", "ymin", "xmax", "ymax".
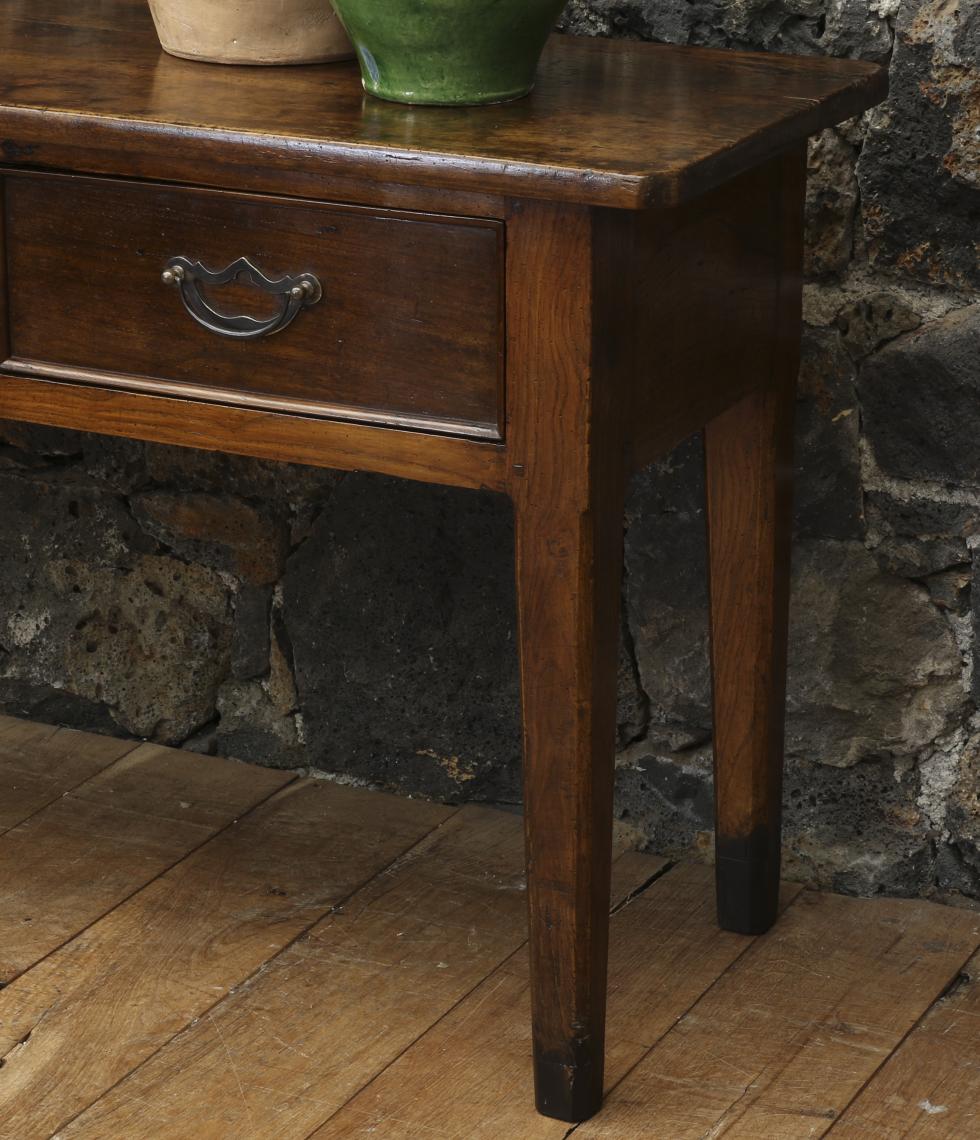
[{"xmin": 2, "ymin": 174, "xmax": 505, "ymax": 440}]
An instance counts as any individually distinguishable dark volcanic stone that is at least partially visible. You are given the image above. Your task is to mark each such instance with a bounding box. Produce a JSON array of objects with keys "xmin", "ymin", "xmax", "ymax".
[
  {"xmin": 0, "ymin": 467, "xmax": 232, "ymax": 742},
  {"xmin": 866, "ymin": 491, "xmax": 976, "ymax": 577},
  {"xmin": 860, "ymin": 305, "xmax": 980, "ymax": 485},
  {"xmin": 805, "ymin": 129, "xmax": 859, "ymax": 277},
  {"xmin": 794, "ymin": 326, "xmax": 863, "ymax": 540},
  {"xmin": 131, "ymin": 492, "xmax": 289, "ymax": 587},
  {"xmin": 858, "ymin": 0, "xmax": 980, "ymax": 288},
  {"xmin": 230, "ymin": 586, "xmax": 273, "ymax": 681},
  {"xmin": 625, "ymin": 437, "xmax": 711, "ymax": 751},
  {"xmin": 786, "ymin": 540, "xmax": 963, "ymax": 767},
  {"xmin": 835, "ymin": 293, "xmax": 922, "ymax": 361},
  {"xmin": 558, "ymin": 0, "xmax": 894, "ymax": 59},
  {"xmin": 614, "ymin": 749, "xmax": 714, "ymax": 854},
  {"xmin": 783, "ymin": 755, "xmax": 934, "ymax": 896},
  {"xmin": 0, "ymin": 680, "xmax": 121, "ymax": 737},
  {"xmin": 617, "ymin": 622, "xmax": 649, "ymax": 748},
  {"xmin": 283, "ymin": 475, "xmax": 522, "ymax": 802}
]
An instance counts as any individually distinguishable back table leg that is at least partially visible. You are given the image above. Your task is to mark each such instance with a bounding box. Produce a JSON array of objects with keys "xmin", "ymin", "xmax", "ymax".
[
  {"xmin": 703, "ymin": 146, "xmax": 804, "ymax": 936},
  {"xmin": 704, "ymin": 381, "xmax": 796, "ymax": 934}
]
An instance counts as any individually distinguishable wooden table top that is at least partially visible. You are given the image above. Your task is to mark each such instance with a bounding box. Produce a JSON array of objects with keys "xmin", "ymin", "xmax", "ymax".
[{"xmin": 0, "ymin": 0, "xmax": 886, "ymax": 207}]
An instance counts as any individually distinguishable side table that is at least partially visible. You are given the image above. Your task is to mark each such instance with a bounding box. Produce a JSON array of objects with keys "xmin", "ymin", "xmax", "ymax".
[{"xmin": 0, "ymin": 2, "xmax": 886, "ymax": 1122}]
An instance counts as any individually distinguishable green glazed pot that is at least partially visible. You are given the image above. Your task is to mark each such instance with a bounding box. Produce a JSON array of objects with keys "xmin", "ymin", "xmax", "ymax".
[{"xmin": 330, "ymin": 0, "xmax": 568, "ymax": 106}]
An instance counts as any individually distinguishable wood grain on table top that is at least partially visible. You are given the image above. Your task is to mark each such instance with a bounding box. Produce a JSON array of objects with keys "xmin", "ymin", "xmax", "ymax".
[{"xmin": 0, "ymin": 0, "xmax": 886, "ymax": 208}]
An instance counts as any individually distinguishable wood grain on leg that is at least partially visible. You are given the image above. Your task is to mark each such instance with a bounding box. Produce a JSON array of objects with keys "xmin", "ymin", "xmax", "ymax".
[
  {"xmin": 704, "ymin": 148, "xmax": 805, "ymax": 935},
  {"xmin": 507, "ymin": 201, "xmax": 631, "ymax": 1122}
]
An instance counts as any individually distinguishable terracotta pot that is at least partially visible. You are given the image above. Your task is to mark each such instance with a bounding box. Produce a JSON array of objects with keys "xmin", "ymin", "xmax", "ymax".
[
  {"xmin": 148, "ymin": 0, "xmax": 354, "ymax": 66},
  {"xmin": 331, "ymin": 0, "xmax": 568, "ymax": 105}
]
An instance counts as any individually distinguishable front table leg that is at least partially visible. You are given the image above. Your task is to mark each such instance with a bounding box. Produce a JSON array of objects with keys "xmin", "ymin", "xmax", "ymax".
[
  {"xmin": 514, "ymin": 480, "xmax": 624, "ymax": 1121},
  {"xmin": 507, "ymin": 200, "xmax": 626, "ymax": 1121}
]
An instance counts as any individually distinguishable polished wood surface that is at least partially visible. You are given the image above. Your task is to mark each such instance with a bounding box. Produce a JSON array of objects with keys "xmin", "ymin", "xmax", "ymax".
[
  {"xmin": 0, "ymin": 0, "xmax": 885, "ymax": 209},
  {"xmin": 0, "ymin": 375, "xmax": 508, "ymax": 493},
  {"xmin": 3, "ymin": 721, "xmax": 979, "ymax": 1140},
  {"xmin": 5, "ymin": 172, "xmax": 504, "ymax": 439},
  {"xmin": 625, "ymin": 156, "xmax": 790, "ymax": 471},
  {"xmin": 0, "ymin": 2, "xmax": 891, "ymax": 1125}
]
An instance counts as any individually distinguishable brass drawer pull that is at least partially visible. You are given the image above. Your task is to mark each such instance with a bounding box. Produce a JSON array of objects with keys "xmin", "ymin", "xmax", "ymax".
[{"xmin": 161, "ymin": 256, "xmax": 322, "ymax": 341}]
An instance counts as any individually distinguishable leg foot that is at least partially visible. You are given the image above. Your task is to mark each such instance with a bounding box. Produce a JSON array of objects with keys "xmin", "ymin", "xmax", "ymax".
[
  {"xmin": 534, "ymin": 1046, "xmax": 604, "ymax": 1123},
  {"xmin": 715, "ymin": 827, "xmax": 781, "ymax": 934}
]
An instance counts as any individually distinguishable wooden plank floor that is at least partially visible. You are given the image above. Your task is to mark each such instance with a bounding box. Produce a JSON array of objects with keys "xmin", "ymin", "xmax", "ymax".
[{"xmin": 1, "ymin": 716, "xmax": 979, "ymax": 1139}]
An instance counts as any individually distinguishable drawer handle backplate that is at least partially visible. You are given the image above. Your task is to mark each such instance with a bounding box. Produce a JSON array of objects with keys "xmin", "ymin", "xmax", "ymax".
[{"xmin": 161, "ymin": 256, "xmax": 322, "ymax": 341}]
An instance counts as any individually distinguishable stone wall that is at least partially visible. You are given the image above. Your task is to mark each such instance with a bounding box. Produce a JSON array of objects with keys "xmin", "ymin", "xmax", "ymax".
[{"xmin": 2, "ymin": 0, "xmax": 978, "ymax": 900}]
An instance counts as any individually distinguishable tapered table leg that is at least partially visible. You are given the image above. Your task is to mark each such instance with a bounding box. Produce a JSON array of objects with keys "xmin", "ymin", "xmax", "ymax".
[
  {"xmin": 704, "ymin": 381, "xmax": 796, "ymax": 934},
  {"xmin": 506, "ymin": 200, "xmax": 627, "ymax": 1122},
  {"xmin": 703, "ymin": 149, "xmax": 804, "ymax": 934},
  {"xmin": 514, "ymin": 485, "xmax": 623, "ymax": 1120}
]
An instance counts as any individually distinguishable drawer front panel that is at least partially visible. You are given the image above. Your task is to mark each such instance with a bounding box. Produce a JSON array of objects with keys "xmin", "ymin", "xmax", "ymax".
[{"xmin": 3, "ymin": 174, "xmax": 504, "ymax": 439}]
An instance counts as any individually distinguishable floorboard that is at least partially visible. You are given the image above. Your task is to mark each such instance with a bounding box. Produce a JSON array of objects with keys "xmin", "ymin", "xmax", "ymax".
[
  {"xmin": 570, "ymin": 890, "xmax": 980, "ymax": 1140},
  {"xmin": 0, "ymin": 744, "xmax": 292, "ymax": 983},
  {"xmin": 59, "ymin": 809, "xmax": 661, "ymax": 1139},
  {"xmin": 0, "ymin": 765, "xmax": 453, "ymax": 1139},
  {"xmin": 829, "ymin": 945, "xmax": 980, "ymax": 1138},
  {"xmin": 0, "ymin": 717, "xmax": 138, "ymax": 834},
  {"xmin": 2, "ymin": 717, "xmax": 980, "ymax": 1140},
  {"xmin": 311, "ymin": 863, "xmax": 800, "ymax": 1140}
]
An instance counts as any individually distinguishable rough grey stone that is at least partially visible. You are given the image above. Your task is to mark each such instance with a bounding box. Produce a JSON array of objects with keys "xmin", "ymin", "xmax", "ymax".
[
  {"xmin": 0, "ymin": 680, "xmax": 121, "ymax": 738},
  {"xmin": 971, "ymin": 557, "xmax": 980, "ymax": 701},
  {"xmin": 230, "ymin": 585, "xmax": 273, "ymax": 681},
  {"xmin": 51, "ymin": 555, "xmax": 232, "ymax": 742},
  {"xmin": 214, "ymin": 627, "xmax": 302, "ymax": 766},
  {"xmin": 617, "ymin": 621, "xmax": 649, "ymax": 747},
  {"xmin": 614, "ymin": 746, "xmax": 714, "ymax": 855},
  {"xmin": 805, "ymin": 129, "xmax": 859, "ymax": 277},
  {"xmin": 866, "ymin": 491, "xmax": 976, "ymax": 577},
  {"xmin": 786, "ymin": 540, "xmax": 965, "ymax": 767},
  {"xmin": 821, "ymin": 0, "xmax": 898, "ymax": 61},
  {"xmin": 0, "ymin": 466, "xmax": 231, "ymax": 742},
  {"xmin": 925, "ymin": 566, "xmax": 972, "ymax": 616},
  {"xmin": 835, "ymin": 292, "xmax": 922, "ymax": 360},
  {"xmin": 782, "ymin": 756, "xmax": 934, "ymax": 895},
  {"xmin": 558, "ymin": 0, "xmax": 894, "ymax": 58},
  {"xmin": 131, "ymin": 492, "xmax": 289, "ymax": 587},
  {"xmin": 858, "ymin": 0, "xmax": 980, "ymax": 288},
  {"xmin": 624, "ymin": 438, "xmax": 711, "ymax": 751},
  {"xmin": 933, "ymin": 841, "xmax": 980, "ymax": 901},
  {"xmin": 283, "ymin": 474, "xmax": 523, "ymax": 802},
  {"xmin": 140, "ymin": 442, "xmax": 342, "ymax": 505},
  {"xmin": 860, "ymin": 305, "xmax": 980, "ymax": 485},
  {"xmin": 794, "ymin": 326, "xmax": 863, "ymax": 540}
]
